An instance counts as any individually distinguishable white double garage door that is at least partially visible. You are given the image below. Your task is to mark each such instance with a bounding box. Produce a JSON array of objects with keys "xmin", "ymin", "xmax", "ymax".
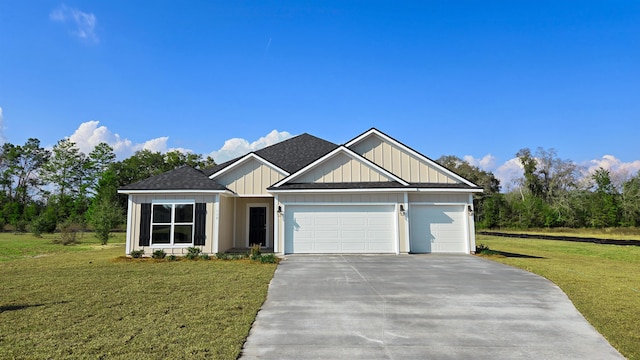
[{"xmin": 283, "ymin": 204, "xmax": 468, "ymax": 254}]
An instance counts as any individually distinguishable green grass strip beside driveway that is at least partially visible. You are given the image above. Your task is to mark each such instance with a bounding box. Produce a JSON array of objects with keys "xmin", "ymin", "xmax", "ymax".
[
  {"xmin": 477, "ymin": 234, "xmax": 640, "ymax": 360},
  {"xmin": 0, "ymin": 244, "xmax": 276, "ymax": 359}
]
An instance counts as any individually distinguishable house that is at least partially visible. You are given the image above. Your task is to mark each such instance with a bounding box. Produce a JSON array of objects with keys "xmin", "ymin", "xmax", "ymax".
[{"xmin": 118, "ymin": 128, "xmax": 483, "ymax": 256}]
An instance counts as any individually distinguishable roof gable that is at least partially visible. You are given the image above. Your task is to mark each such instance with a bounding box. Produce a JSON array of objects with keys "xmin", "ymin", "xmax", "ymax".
[
  {"xmin": 118, "ymin": 166, "xmax": 227, "ymax": 193},
  {"xmin": 209, "ymin": 153, "xmax": 288, "ymax": 180},
  {"xmin": 212, "ymin": 155, "xmax": 287, "ymax": 196},
  {"xmin": 273, "ymin": 146, "xmax": 409, "ymax": 187},
  {"xmin": 203, "ymin": 133, "xmax": 338, "ymax": 177},
  {"xmin": 346, "ymin": 128, "xmax": 478, "ymax": 187}
]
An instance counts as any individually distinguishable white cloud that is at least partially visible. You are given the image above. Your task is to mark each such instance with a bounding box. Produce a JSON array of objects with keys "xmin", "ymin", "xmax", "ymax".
[
  {"xmin": 463, "ymin": 154, "xmax": 496, "ymax": 171},
  {"xmin": 50, "ymin": 4, "xmax": 98, "ymax": 42},
  {"xmin": 0, "ymin": 107, "xmax": 6, "ymax": 144},
  {"xmin": 68, "ymin": 120, "xmax": 172, "ymax": 158},
  {"xmin": 208, "ymin": 130, "xmax": 293, "ymax": 163},
  {"xmin": 494, "ymin": 158, "xmax": 524, "ymax": 192},
  {"xmin": 586, "ymin": 155, "xmax": 640, "ymax": 176},
  {"xmin": 584, "ymin": 155, "xmax": 640, "ymax": 187},
  {"xmin": 68, "ymin": 122, "xmax": 293, "ymax": 164}
]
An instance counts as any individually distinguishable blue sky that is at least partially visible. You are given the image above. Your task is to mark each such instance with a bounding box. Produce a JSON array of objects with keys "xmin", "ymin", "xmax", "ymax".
[{"xmin": 1, "ymin": 1, "xmax": 639, "ymax": 188}]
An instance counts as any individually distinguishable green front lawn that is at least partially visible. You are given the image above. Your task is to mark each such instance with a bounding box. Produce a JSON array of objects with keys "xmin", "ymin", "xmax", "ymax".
[
  {"xmin": 0, "ymin": 232, "xmax": 125, "ymax": 262},
  {"xmin": 481, "ymin": 227, "xmax": 640, "ymax": 240},
  {"xmin": 477, "ymin": 234, "xmax": 640, "ymax": 360},
  {"xmin": 0, "ymin": 235, "xmax": 276, "ymax": 359}
]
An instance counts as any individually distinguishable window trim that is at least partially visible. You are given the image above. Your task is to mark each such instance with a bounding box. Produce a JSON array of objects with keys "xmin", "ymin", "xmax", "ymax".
[{"xmin": 150, "ymin": 201, "xmax": 195, "ymax": 247}]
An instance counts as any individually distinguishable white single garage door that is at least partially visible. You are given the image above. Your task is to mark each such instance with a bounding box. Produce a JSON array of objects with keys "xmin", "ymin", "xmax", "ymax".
[
  {"xmin": 409, "ymin": 205, "xmax": 467, "ymax": 253},
  {"xmin": 284, "ymin": 205, "xmax": 396, "ymax": 254}
]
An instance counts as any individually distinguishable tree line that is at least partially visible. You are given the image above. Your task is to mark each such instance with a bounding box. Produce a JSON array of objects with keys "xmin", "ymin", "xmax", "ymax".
[
  {"xmin": 439, "ymin": 148, "xmax": 640, "ymax": 229},
  {"xmin": 0, "ymin": 138, "xmax": 215, "ymax": 243},
  {"xmin": 2, "ymin": 138, "xmax": 639, "ymax": 241}
]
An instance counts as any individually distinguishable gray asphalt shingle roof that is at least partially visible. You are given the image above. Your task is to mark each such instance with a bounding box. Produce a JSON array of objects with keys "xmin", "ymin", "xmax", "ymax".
[
  {"xmin": 120, "ymin": 130, "xmax": 482, "ymax": 192},
  {"xmin": 119, "ymin": 166, "xmax": 227, "ymax": 191},
  {"xmin": 203, "ymin": 133, "xmax": 338, "ymax": 176}
]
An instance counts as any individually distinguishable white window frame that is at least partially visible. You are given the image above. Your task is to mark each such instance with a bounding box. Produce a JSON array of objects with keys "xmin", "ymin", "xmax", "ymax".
[{"xmin": 150, "ymin": 201, "xmax": 195, "ymax": 247}]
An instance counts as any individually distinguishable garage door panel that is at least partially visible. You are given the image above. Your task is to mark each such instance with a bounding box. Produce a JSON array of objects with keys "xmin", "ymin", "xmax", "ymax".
[
  {"xmin": 314, "ymin": 218, "xmax": 339, "ymax": 226},
  {"xmin": 285, "ymin": 205, "xmax": 395, "ymax": 254},
  {"xmin": 410, "ymin": 205, "xmax": 467, "ymax": 253}
]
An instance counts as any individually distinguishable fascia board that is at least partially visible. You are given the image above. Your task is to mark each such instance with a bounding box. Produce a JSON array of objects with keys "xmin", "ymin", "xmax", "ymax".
[
  {"xmin": 117, "ymin": 189, "xmax": 233, "ymax": 195},
  {"xmin": 268, "ymin": 188, "xmax": 418, "ymax": 194},
  {"xmin": 273, "ymin": 146, "xmax": 409, "ymax": 187},
  {"xmin": 416, "ymin": 188, "xmax": 484, "ymax": 193},
  {"xmin": 268, "ymin": 187, "xmax": 482, "ymax": 194},
  {"xmin": 209, "ymin": 153, "xmax": 289, "ymax": 179},
  {"xmin": 346, "ymin": 128, "xmax": 479, "ymax": 188}
]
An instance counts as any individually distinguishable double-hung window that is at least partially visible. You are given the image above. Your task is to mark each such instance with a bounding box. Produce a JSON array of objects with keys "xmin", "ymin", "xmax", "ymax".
[{"xmin": 151, "ymin": 202, "xmax": 194, "ymax": 245}]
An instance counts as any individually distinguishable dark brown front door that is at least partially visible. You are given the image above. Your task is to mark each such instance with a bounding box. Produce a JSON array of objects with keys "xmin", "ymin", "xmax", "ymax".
[{"xmin": 249, "ymin": 206, "xmax": 267, "ymax": 246}]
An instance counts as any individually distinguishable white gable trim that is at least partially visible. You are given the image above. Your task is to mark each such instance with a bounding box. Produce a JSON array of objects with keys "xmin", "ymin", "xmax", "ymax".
[
  {"xmin": 272, "ymin": 146, "xmax": 410, "ymax": 187},
  {"xmin": 209, "ymin": 153, "xmax": 289, "ymax": 180},
  {"xmin": 346, "ymin": 128, "xmax": 478, "ymax": 187}
]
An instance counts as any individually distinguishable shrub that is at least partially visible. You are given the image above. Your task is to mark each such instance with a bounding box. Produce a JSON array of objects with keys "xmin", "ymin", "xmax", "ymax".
[
  {"xmin": 216, "ymin": 252, "xmax": 229, "ymax": 260},
  {"xmin": 167, "ymin": 255, "xmax": 178, "ymax": 261},
  {"xmin": 53, "ymin": 221, "xmax": 80, "ymax": 245},
  {"xmin": 185, "ymin": 247, "xmax": 201, "ymax": 260},
  {"xmin": 14, "ymin": 220, "xmax": 28, "ymax": 233},
  {"xmin": 30, "ymin": 211, "xmax": 57, "ymax": 237},
  {"xmin": 87, "ymin": 197, "xmax": 123, "ymax": 245},
  {"xmin": 130, "ymin": 250, "xmax": 144, "ymax": 258},
  {"xmin": 200, "ymin": 253, "xmax": 210, "ymax": 260},
  {"xmin": 152, "ymin": 249, "xmax": 167, "ymax": 259},
  {"xmin": 476, "ymin": 243, "xmax": 498, "ymax": 255},
  {"xmin": 250, "ymin": 244, "xmax": 262, "ymax": 261},
  {"xmin": 259, "ymin": 254, "xmax": 279, "ymax": 264}
]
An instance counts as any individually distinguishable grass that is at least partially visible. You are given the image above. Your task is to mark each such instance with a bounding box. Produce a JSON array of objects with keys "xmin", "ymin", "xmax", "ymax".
[
  {"xmin": 0, "ymin": 234, "xmax": 277, "ymax": 359},
  {"xmin": 476, "ymin": 234, "xmax": 640, "ymax": 360},
  {"xmin": 481, "ymin": 227, "xmax": 640, "ymax": 240},
  {"xmin": 0, "ymin": 232, "xmax": 125, "ymax": 262}
]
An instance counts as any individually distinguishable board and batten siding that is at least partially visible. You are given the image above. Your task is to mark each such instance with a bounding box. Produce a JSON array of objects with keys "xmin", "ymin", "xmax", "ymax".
[
  {"xmin": 234, "ymin": 197, "xmax": 274, "ymax": 248},
  {"xmin": 350, "ymin": 134, "xmax": 458, "ymax": 184},
  {"xmin": 128, "ymin": 194, "xmax": 216, "ymax": 255},
  {"xmin": 294, "ymin": 152, "xmax": 393, "ymax": 183},
  {"xmin": 277, "ymin": 192, "xmax": 409, "ymax": 253},
  {"xmin": 215, "ymin": 158, "xmax": 285, "ymax": 195},
  {"xmin": 217, "ymin": 195, "xmax": 235, "ymax": 252}
]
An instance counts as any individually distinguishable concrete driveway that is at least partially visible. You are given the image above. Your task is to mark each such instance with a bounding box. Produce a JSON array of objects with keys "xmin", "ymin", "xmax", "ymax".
[{"xmin": 240, "ymin": 255, "xmax": 623, "ymax": 359}]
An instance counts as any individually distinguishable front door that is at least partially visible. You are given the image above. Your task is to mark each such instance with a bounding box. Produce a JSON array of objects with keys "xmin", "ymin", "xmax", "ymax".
[{"xmin": 248, "ymin": 206, "xmax": 267, "ymax": 247}]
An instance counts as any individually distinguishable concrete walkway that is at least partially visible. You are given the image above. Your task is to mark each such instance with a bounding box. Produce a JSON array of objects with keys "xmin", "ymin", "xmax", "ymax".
[{"xmin": 240, "ymin": 255, "xmax": 623, "ymax": 359}]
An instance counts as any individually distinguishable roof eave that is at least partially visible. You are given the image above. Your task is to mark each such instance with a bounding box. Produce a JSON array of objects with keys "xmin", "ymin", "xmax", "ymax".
[
  {"xmin": 268, "ymin": 187, "xmax": 483, "ymax": 194},
  {"xmin": 117, "ymin": 189, "xmax": 233, "ymax": 195}
]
